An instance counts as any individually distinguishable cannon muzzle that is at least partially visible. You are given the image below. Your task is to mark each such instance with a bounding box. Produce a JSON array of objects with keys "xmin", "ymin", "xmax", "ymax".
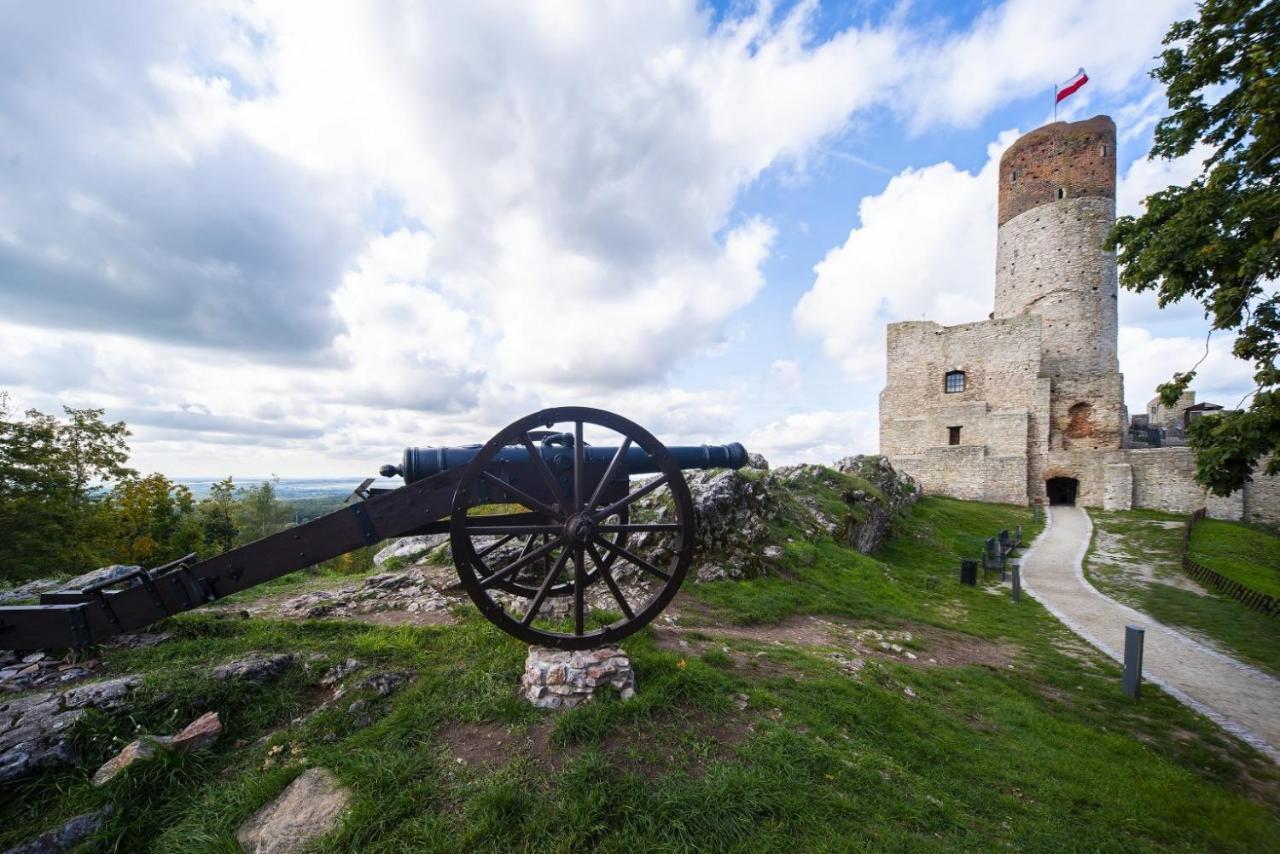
[{"xmin": 387, "ymin": 439, "xmax": 748, "ymax": 484}]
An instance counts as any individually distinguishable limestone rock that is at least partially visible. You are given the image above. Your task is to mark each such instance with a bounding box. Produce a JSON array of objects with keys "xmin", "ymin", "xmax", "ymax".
[
  {"xmin": 0, "ymin": 675, "xmax": 140, "ymax": 783},
  {"xmin": 3, "ymin": 805, "xmax": 113, "ymax": 854},
  {"xmin": 0, "ymin": 652, "xmax": 99, "ymax": 694},
  {"xmin": 372, "ymin": 534, "xmax": 448, "ymax": 567},
  {"xmin": 92, "ymin": 711, "xmax": 222, "ymax": 786},
  {"xmin": 521, "ymin": 646, "xmax": 635, "ymax": 710},
  {"xmin": 236, "ymin": 768, "xmax": 351, "ymax": 854},
  {"xmin": 92, "ymin": 735, "xmax": 167, "ymax": 786},
  {"xmin": 171, "ymin": 710, "xmax": 222, "ymax": 751},
  {"xmin": 211, "ymin": 654, "xmax": 294, "ymax": 683},
  {"xmin": 0, "ymin": 578, "xmax": 63, "ymax": 604},
  {"xmin": 746, "ymin": 452, "xmax": 770, "ymax": 470},
  {"xmin": 275, "ymin": 567, "xmax": 455, "ymax": 621},
  {"xmin": 63, "ymin": 564, "xmax": 143, "ymax": 590}
]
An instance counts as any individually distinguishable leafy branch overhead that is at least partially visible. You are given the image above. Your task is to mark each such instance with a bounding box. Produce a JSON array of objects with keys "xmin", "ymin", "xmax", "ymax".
[{"xmin": 1108, "ymin": 0, "xmax": 1279, "ymax": 495}]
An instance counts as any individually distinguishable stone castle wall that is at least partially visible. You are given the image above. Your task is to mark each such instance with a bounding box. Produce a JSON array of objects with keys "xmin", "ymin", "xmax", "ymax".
[
  {"xmin": 993, "ymin": 197, "xmax": 1119, "ymax": 376},
  {"xmin": 880, "ymin": 316, "xmax": 1047, "ymax": 505},
  {"xmin": 877, "ymin": 113, "xmax": 1280, "ymax": 525}
]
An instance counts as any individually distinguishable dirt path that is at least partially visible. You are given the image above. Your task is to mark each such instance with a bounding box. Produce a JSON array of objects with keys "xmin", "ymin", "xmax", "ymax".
[{"xmin": 1021, "ymin": 506, "xmax": 1280, "ymax": 763}]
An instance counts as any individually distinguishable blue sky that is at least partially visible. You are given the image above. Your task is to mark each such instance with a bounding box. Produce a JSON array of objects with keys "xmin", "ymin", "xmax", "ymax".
[{"xmin": 0, "ymin": 0, "xmax": 1248, "ymax": 477}]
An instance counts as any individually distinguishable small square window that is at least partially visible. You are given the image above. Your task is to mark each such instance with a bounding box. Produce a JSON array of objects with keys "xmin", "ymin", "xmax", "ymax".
[
  {"xmin": 945, "ymin": 370, "xmax": 965, "ymax": 393},
  {"xmin": 948, "ymin": 426, "xmax": 962, "ymax": 446}
]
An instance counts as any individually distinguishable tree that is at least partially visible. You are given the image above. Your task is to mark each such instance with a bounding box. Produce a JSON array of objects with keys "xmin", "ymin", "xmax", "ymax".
[
  {"xmin": 1108, "ymin": 0, "xmax": 1279, "ymax": 495},
  {"xmin": 235, "ymin": 478, "xmax": 286, "ymax": 543},
  {"xmin": 0, "ymin": 394, "xmax": 135, "ymax": 581},
  {"xmin": 99, "ymin": 474, "xmax": 204, "ymax": 566},
  {"xmin": 198, "ymin": 476, "xmax": 240, "ymax": 554}
]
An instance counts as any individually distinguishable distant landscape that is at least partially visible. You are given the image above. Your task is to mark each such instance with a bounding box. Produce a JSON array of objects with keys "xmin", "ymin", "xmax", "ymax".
[{"xmin": 176, "ymin": 478, "xmax": 369, "ymax": 502}]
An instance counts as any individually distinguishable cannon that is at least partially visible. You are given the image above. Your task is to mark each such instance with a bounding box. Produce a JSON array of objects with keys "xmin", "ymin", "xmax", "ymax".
[{"xmin": 0, "ymin": 407, "xmax": 748, "ymax": 651}]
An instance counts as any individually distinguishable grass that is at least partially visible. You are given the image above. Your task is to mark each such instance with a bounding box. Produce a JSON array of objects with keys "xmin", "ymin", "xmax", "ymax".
[
  {"xmin": 1, "ymin": 497, "xmax": 1278, "ymax": 852},
  {"xmin": 1086, "ymin": 508, "xmax": 1280, "ymax": 677},
  {"xmin": 1189, "ymin": 518, "xmax": 1280, "ymax": 599}
]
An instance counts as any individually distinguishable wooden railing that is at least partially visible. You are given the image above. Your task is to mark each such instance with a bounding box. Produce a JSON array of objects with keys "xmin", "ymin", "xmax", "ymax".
[{"xmin": 1181, "ymin": 509, "xmax": 1279, "ymax": 617}]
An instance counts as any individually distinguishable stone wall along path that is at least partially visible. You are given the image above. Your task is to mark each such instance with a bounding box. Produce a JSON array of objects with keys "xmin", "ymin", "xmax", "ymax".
[{"xmin": 1020, "ymin": 506, "xmax": 1280, "ymax": 762}]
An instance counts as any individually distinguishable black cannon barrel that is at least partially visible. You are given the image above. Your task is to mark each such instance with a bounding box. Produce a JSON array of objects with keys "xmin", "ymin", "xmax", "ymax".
[{"xmin": 390, "ymin": 441, "xmax": 748, "ymax": 484}]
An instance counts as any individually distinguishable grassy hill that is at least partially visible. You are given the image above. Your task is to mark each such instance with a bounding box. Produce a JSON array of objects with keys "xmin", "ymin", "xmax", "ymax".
[
  {"xmin": 1087, "ymin": 508, "xmax": 1280, "ymax": 677},
  {"xmin": 2, "ymin": 495, "xmax": 1278, "ymax": 852},
  {"xmin": 1189, "ymin": 517, "xmax": 1280, "ymax": 600}
]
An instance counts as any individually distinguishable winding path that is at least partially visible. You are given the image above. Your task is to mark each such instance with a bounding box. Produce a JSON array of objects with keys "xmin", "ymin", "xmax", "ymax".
[{"xmin": 1020, "ymin": 506, "xmax": 1280, "ymax": 762}]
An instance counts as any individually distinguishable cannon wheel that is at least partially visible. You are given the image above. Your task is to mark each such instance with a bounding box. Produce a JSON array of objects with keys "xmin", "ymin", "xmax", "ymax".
[{"xmin": 450, "ymin": 406, "xmax": 695, "ymax": 650}]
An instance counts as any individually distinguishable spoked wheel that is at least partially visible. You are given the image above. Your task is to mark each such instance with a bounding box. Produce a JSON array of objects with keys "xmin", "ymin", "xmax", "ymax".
[{"xmin": 450, "ymin": 407, "xmax": 695, "ymax": 650}]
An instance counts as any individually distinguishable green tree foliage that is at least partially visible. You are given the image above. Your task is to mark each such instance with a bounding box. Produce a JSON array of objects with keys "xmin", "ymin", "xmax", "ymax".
[
  {"xmin": 98, "ymin": 473, "xmax": 205, "ymax": 566},
  {"xmin": 1108, "ymin": 0, "xmax": 1280, "ymax": 494},
  {"xmin": 0, "ymin": 393, "xmax": 135, "ymax": 581},
  {"xmin": 197, "ymin": 476, "xmax": 239, "ymax": 553},
  {"xmin": 234, "ymin": 478, "xmax": 288, "ymax": 544}
]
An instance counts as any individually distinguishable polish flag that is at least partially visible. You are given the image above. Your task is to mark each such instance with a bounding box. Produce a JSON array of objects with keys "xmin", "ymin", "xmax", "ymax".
[{"xmin": 1056, "ymin": 68, "xmax": 1088, "ymax": 103}]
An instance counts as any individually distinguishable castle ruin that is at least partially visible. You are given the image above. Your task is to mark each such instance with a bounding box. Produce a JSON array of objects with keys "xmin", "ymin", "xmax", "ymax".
[{"xmin": 878, "ymin": 115, "xmax": 1279, "ymax": 522}]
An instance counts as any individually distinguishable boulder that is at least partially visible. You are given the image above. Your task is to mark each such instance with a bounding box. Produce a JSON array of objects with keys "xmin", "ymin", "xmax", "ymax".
[
  {"xmin": 211, "ymin": 654, "xmax": 294, "ymax": 683},
  {"xmin": 746, "ymin": 452, "xmax": 770, "ymax": 470},
  {"xmin": 236, "ymin": 768, "xmax": 351, "ymax": 854},
  {"xmin": 63, "ymin": 564, "xmax": 142, "ymax": 590},
  {"xmin": 2, "ymin": 805, "xmax": 113, "ymax": 854}
]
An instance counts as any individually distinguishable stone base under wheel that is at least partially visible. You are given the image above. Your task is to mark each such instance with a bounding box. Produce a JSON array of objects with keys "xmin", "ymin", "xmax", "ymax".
[{"xmin": 521, "ymin": 646, "xmax": 636, "ymax": 710}]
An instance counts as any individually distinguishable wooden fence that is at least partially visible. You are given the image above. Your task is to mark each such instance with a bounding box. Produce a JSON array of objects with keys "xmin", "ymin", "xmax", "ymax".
[{"xmin": 1181, "ymin": 509, "xmax": 1279, "ymax": 617}]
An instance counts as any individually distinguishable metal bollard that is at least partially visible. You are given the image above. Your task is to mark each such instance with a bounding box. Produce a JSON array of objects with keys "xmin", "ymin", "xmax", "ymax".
[
  {"xmin": 960, "ymin": 559, "xmax": 977, "ymax": 586},
  {"xmin": 1123, "ymin": 625, "xmax": 1145, "ymax": 699},
  {"xmin": 1012, "ymin": 566, "xmax": 1021, "ymax": 602}
]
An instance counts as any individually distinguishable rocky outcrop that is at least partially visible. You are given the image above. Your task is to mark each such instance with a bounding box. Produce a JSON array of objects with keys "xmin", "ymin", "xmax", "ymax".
[
  {"xmin": 236, "ymin": 768, "xmax": 351, "ymax": 854},
  {"xmin": 211, "ymin": 654, "xmax": 294, "ymax": 683},
  {"xmin": 0, "ymin": 564, "xmax": 142, "ymax": 604},
  {"xmin": 629, "ymin": 456, "xmax": 918, "ymax": 582},
  {"xmin": 0, "ymin": 675, "xmax": 141, "ymax": 783},
  {"xmin": 833, "ymin": 455, "xmax": 919, "ymax": 553},
  {"xmin": 0, "ymin": 651, "xmax": 99, "ymax": 694},
  {"xmin": 276, "ymin": 567, "xmax": 456, "ymax": 620},
  {"xmin": 372, "ymin": 534, "xmax": 448, "ymax": 568}
]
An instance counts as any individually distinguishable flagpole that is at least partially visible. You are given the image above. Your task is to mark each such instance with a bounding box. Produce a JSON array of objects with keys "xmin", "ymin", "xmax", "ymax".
[{"xmin": 1053, "ymin": 84, "xmax": 1058, "ymax": 121}]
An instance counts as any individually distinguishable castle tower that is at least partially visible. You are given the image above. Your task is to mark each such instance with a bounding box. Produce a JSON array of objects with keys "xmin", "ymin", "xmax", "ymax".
[{"xmin": 993, "ymin": 115, "xmax": 1119, "ymax": 377}]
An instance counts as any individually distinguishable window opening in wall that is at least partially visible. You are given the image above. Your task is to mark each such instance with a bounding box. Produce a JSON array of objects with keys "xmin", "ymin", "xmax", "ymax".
[
  {"xmin": 948, "ymin": 426, "xmax": 961, "ymax": 446},
  {"xmin": 1057, "ymin": 187, "xmax": 1066, "ymax": 199},
  {"xmin": 1010, "ymin": 170, "xmax": 1017, "ymax": 183},
  {"xmin": 1100, "ymin": 144, "xmax": 1108, "ymax": 156},
  {"xmin": 944, "ymin": 370, "xmax": 966, "ymax": 393}
]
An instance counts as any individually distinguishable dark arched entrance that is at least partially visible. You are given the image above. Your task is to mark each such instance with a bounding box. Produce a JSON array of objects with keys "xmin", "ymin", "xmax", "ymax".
[{"xmin": 1046, "ymin": 477, "xmax": 1078, "ymax": 506}]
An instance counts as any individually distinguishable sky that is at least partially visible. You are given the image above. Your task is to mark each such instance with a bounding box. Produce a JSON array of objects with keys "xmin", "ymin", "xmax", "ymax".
[{"xmin": 0, "ymin": 0, "xmax": 1253, "ymax": 479}]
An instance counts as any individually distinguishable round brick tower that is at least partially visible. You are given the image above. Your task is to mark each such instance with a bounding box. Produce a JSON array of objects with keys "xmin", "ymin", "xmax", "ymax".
[{"xmin": 993, "ymin": 115, "xmax": 1118, "ymax": 377}]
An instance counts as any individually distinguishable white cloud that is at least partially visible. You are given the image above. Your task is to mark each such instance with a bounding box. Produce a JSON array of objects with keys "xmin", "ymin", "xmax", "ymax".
[
  {"xmin": 1118, "ymin": 326, "xmax": 1253, "ymax": 413},
  {"xmin": 896, "ymin": 0, "xmax": 1194, "ymax": 131},
  {"xmin": 0, "ymin": 1, "xmax": 1204, "ymax": 474},
  {"xmin": 746, "ymin": 409, "xmax": 877, "ymax": 467},
  {"xmin": 794, "ymin": 132, "xmax": 1016, "ymax": 381}
]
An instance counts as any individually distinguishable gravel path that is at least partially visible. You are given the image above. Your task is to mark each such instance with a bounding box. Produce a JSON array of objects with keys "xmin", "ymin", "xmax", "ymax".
[{"xmin": 1020, "ymin": 506, "xmax": 1280, "ymax": 763}]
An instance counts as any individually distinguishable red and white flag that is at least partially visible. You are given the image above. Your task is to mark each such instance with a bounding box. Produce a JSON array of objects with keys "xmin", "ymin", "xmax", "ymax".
[{"xmin": 1056, "ymin": 68, "xmax": 1088, "ymax": 104}]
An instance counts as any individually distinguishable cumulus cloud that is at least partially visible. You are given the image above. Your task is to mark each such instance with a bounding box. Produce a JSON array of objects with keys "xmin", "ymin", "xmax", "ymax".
[
  {"xmin": 746, "ymin": 409, "xmax": 877, "ymax": 467},
  {"xmin": 0, "ymin": 0, "xmax": 1204, "ymax": 473},
  {"xmin": 1119, "ymin": 326, "xmax": 1253, "ymax": 413},
  {"xmin": 794, "ymin": 132, "xmax": 1015, "ymax": 381},
  {"xmin": 896, "ymin": 0, "xmax": 1194, "ymax": 130}
]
